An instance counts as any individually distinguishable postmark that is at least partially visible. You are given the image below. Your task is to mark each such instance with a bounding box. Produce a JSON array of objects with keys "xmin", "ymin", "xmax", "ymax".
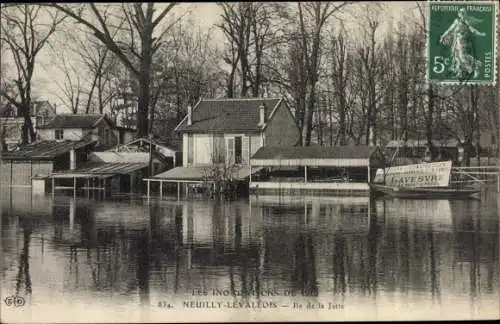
[{"xmin": 427, "ymin": 1, "xmax": 498, "ymax": 85}]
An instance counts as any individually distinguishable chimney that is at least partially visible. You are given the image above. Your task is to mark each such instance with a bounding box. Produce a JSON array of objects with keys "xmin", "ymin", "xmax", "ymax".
[
  {"xmin": 187, "ymin": 105, "xmax": 192, "ymax": 126},
  {"xmin": 258, "ymin": 103, "xmax": 265, "ymax": 126}
]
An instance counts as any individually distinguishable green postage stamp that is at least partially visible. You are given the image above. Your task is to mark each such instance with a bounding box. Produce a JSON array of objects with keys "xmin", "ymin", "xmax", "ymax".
[{"xmin": 428, "ymin": 1, "xmax": 498, "ymax": 85}]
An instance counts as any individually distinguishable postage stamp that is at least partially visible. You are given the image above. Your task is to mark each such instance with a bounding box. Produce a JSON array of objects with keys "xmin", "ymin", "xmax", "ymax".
[{"xmin": 427, "ymin": 1, "xmax": 498, "ymax": 85}]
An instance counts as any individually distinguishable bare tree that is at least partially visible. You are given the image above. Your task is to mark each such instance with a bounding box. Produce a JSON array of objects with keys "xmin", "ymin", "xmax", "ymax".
[
  {"xmin": 0, "ymin": 4, "xmax": 65, "ymax": 143},
  {"xmin": 72, "ymin": 34, "xmax": 117, "ymax": 114},
  {"xmin": 295, "ymin": 2, "xmax": 350, "ymax": 146},
  {"xmin": 49, "ymin": 3, "xmax": 182, "ymax": 137},
  {"xmin": 327, "ymin": 28, "xmax": 351, "ymax": 145},
  {"xmin": 218, "ymin": 3, "xmax": 286, "ymax": 98},
  {"xmin": 52, "ymin": 52, "xmax": 84, "ymax": 114}
]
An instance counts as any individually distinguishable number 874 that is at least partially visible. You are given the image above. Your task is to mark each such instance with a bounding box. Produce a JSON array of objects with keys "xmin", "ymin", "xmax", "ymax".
[{"xmin": 432, "ymin": 56, "xmax": 450, "ymax": 74}]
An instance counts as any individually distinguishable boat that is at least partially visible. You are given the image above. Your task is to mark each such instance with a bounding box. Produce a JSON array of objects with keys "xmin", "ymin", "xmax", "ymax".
[
  {"xmin": 371, "ymin": 160, "xmax": 482, "ymax": 199},
  {"xmin": 370, "ymin": 183, "xmax": 481, "ymax": 199}
]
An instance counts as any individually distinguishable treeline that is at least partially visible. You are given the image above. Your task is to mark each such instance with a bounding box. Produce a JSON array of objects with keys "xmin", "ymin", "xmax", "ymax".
[{"xmin": 1, "ymin": 3, "xmax": 498, "ymax": 162}]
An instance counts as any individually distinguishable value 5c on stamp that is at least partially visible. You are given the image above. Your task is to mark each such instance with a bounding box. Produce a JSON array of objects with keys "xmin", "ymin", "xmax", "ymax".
[{"xmin": 428, "ymin": 1, "xmax": 498, "ymax": 85}]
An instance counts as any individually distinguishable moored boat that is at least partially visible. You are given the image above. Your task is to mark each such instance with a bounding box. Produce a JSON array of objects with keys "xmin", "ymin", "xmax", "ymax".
[
  {"xmin": 370, "ymin": 183, "xmax": 481, "ymax": 199},
  {"xmin": 371, "ymin": 160, "xmax": 482, "ymax": 199}
]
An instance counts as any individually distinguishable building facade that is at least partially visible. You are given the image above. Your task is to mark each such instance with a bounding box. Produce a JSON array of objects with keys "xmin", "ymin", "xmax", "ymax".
[
  {"xmin": 175, "ymin": 97, "xmax": 301, "ymax": 167},
  {"xmin": 37, "ymin": 114, "xmax": 135, "ymax": 150}
]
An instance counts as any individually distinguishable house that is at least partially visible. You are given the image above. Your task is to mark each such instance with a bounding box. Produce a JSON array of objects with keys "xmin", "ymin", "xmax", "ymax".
[
  {"xmin": 0, "ymin": 100, "xmax": 57, "ymax": 151},
  {"xmin": 37, "ymin": 114, "xmax": 135, "ymax": 150},
  {"xmin": 0, "ymin": 139, "xmax": 97, "ymax": 192},
  {"xmin": 176, "ymin": 97, "xmax": 300, "ymax": 165},
  {"xmin": 384, "ymin": 139, "xmax": 462, "ymax": 165},
  {"xmin": 0, "ymin": 118, "xmax": 27, "ymax": 151},
  {"xmin": 249, "ymin": 145, "xmax": 385, "ymax": 196},
  {"xmin": 32, "ymin": 100, "xmax": 57, "ymax": 127},
  {"xmin": 144, "ymin": 97, "xmax": 301, "ymax": 198}
]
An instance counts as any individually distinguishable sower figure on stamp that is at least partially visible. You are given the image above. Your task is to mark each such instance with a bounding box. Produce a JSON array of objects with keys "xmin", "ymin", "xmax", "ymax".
[{"xmin": 439, "ymin": 8, "xmax": 486, "ymax": 79}]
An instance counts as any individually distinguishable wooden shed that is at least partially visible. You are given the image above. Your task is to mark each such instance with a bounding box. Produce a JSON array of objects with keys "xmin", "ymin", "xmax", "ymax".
[{"xmin": 0, "ymin": 139, "xmax": 96, "ymax": 190}]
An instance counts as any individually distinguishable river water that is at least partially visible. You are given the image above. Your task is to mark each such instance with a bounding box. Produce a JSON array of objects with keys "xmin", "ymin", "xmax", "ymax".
[{"xmin": 1, "ymin": 188, "xmax": 499, "ymax": 322}]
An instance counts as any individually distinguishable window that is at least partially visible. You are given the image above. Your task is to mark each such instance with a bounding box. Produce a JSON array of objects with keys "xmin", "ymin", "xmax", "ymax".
[
  {"xmin": 234, "ymin": 136, "xmax": 242, "ymax": 164},
  {"xmin": 55, "ymin": 129, "xmax": 64, "ymax": 140},
  {"xmin": 226, "ymin": 138, "xmax": 234, "ymax": 164},
  {"xmin": 104, "ymin": 128, "xmax": 110, "ymax": 144},
  {"xmin": 213, "ymin": 135, "xmax": 225, "ymax": 163},
  {"xmin": 226, "ymin": 136, "xmax": 242, "ymax": 165}
]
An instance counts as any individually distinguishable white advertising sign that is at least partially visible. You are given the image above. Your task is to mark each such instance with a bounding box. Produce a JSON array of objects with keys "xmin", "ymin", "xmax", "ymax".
[{"xmin": 373, "ymin": 161, "xmax": 452, "ymax": 187}]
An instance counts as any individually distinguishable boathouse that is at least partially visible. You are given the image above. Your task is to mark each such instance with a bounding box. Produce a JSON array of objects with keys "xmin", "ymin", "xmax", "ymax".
[
  {"xmin": 0, "ymin": 139, "xmax": 96, "ymax": 191},
  {"xmin": 249, "ymin": 145, "xmax": 385, "ymax": 196}
]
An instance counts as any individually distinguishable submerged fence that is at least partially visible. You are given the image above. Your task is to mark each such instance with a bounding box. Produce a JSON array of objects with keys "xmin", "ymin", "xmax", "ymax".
[{"xmin": 452, "ymin": 166, "xmax": 500, "ymax": 192}]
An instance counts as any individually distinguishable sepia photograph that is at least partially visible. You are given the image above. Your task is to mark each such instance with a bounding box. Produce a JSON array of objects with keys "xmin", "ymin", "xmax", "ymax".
[{"xmin": 0, "ymin": 1, "xmax": 499, "ymax": 322}]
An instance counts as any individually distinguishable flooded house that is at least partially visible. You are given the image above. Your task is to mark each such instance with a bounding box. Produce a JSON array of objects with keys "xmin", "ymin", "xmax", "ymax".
[
  {"xmin": 1, "ymin": 113, "xmax": 138, "ymax": 195},
  {"xmin": 36, "ymin": 113, "xmax": 135, "ymax": 150},
  {"xmin": 0, "ymin": 100, "xmax": 57, "ymax": 151},
  {"xmin": 145, "ymin": 97, "xmax": 301, "ymax": 198},
  {"xmin": 0, "ymin": 139, "xmax": 97, "ymax": 192},
  {"xmin": 49, "ymin": 138, "xmax": 180, "ymax": 197}
]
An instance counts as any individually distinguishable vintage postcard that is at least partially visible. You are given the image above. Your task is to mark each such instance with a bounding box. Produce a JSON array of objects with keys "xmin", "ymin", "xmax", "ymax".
[{"xmin": 1, "ymin": 1, "xmax": 499, "ymax": 323}]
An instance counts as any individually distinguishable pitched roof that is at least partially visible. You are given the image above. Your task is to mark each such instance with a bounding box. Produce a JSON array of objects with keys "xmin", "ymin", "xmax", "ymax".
[
  {"xmin": 175, "ymin": 98, "xmax": 282, "ymax": 133},
  {"xmin": 51, "ymin": 162, "xmax": 148, "ymax": 178},
  {"xmin": 150, "ymin": 165, "xmax": 261, "ymax": 181},
  {"xmin": 251, "ymin": 145, "xmax": 378, "ymax": 160},
  {"xmin": 114, "ymin": 137, "xmax": 180, "ymax": 152},
  {"xmin": 1, "ymin": 139, "xmax": 96, "ymax": 160},
  {"xmin": 38, "ymin": 114, "xmax": 109, "ymax": 129},
  {"xmin": 386, "ymin": 139, "xmax": 460, "ymax": 148}
]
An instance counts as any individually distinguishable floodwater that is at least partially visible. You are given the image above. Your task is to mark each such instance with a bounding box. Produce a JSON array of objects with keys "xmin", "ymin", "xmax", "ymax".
[{"xmin": 1, "ymin": 189, "xmax": 499, "ymax": 322}]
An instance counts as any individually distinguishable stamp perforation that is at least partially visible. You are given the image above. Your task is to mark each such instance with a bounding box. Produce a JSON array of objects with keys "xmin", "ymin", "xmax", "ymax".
[{"xmin": 426, "ymin": 0, "xmax": 498, "ymax": 86}]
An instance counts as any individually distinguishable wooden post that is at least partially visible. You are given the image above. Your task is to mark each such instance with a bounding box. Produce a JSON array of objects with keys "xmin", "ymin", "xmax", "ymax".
[
  {"xmin": 73, "ymin": 177, "xmax": 76, "ymax": 198},
  {"xmin": 52, "ymin": 177, "xmax": 55, "ymax": 198},
  {"xmin": 87, "ymin": 178, "xmax": 90, "ymax": 198},
  {"xmin": 367, "ymin": 166, "xmax": 371, "ymax": 184},
  {"xmin": 147, "ymin": 179, "xmax": 151, "ymax": 200},
  {"xmin": 304, "ymin": 166, "xmax": 308, "ymax": 183},
  {"xmin": 130, "ymin": 173, "xmax": 134, "ymax": 196},
  {"xmin": 159, "ymin": 180, "xmax": 163, "ymax": 199},
  {"xmin": 177, "ymin": 182, "xmax": 180, "ymax": 200},
  {"xmin": 103, "ymin": 178, "xmax": 106, "ymax": 199},
  {"xmin": 185, "ymin": 183, "xmax": 189, "ymax": 199}
]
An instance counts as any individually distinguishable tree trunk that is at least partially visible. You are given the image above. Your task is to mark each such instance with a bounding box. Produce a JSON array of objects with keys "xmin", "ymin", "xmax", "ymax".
[
  {"xmin": 302, "ymin": 85, "xmax": 317, "ymax": 146},
  {"xmin": 137, "ymin": 24, "xmax": 154, "ymax": 137},
  {"xmin": 425, "ymin": 84, "xmax": 435, "ymax": 159}
]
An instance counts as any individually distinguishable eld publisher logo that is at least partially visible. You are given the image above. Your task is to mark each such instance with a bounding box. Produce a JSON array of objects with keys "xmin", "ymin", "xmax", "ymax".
[{"xmin": 4, "ymin": 295, "xmax": 25, "ymax": 307}]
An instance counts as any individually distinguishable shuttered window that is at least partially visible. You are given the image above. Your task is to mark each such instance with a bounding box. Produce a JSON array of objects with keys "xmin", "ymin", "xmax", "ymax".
[
  {"xmin": 227, "ymin": 138, "xmax": 234, "ymax": 165},
  {"xmin": 213, "ymin": 135, "xmax": 225, "ymax": 163},
  {"xmin": 187, "ymin": 134, "xmax": 193, "ymax": 164},
  {"xmin": 234, "ymin": 136, "xmax": 242, "ymax": 164},
  {"xmin": 55, "ymin": 129, "xmax": 64, "ymax": 140}
]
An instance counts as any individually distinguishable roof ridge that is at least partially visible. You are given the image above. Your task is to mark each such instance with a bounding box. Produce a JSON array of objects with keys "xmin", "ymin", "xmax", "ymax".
[
  {"xmin": 54, "ymin": 113, "xmax": 104, "ymax": 116},
  {"xmin": 200, "ymin": 97, "xmax": 281, "ymax": 102}
]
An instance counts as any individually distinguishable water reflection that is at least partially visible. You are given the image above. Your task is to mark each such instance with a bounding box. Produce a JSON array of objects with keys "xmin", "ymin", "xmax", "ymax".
[{"xmin": 1, "ymin": 190, "xmax": 499, "ymax": 320}]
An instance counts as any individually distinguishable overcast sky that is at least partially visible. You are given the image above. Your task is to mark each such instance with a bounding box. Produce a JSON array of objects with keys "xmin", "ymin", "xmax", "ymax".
[{"xmin": 3, "ymin": 2, "xmax": 423, "ymax": 113}]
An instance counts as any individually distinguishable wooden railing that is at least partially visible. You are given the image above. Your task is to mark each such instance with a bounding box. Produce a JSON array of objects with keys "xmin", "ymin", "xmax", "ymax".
[{"xmin": 452, "ymin": 166, "xmax": 500, "ymax": 192}]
